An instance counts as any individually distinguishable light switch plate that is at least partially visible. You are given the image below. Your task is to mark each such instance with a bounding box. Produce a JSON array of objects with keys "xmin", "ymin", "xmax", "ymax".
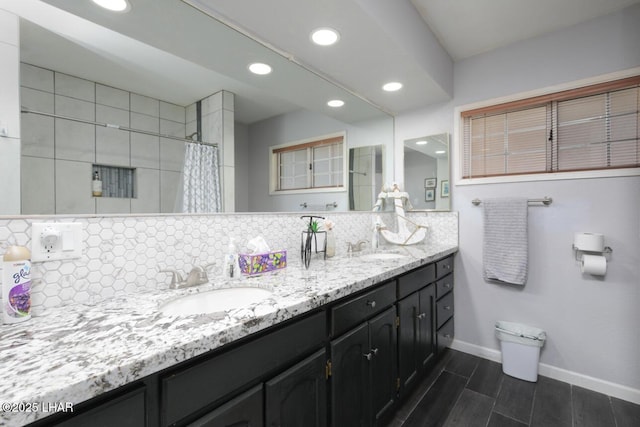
[{"xmin": 31, "ymin": 222, "xmax": 83, "ymax": 262}]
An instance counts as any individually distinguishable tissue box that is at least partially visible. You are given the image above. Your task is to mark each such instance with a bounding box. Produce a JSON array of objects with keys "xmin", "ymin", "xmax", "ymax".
[{"xmin": 238, "ymin": 250, "xmax": 287, "ymax": 275}]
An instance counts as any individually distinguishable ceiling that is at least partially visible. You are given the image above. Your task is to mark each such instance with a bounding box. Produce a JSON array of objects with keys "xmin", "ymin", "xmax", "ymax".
[
  {"xmin": 412, "ymin": 0, "xmax": 640, "ymax": 61},
  {"xmin": 7, "ymin": 0, "xmax": 640, "ymax": 121},
  {"xmin": 193, "ymin": 0, "xmax": 640, "ymax": 114}
]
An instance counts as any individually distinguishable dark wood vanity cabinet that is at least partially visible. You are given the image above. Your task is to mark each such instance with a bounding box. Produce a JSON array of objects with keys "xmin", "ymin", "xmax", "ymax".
[
  {"xmin": 52, "ymin": 386, "xmax": 147, "ymax": 427},
  {"xmin": 161, "ymin": 311, "xmax": 326, "ymax": 426},
  {"xmin": 435, "ymin": 255, "xmax": 455, "ymax": 354},
  {"xmin": 28, "ymin": 253, "xmax": 455, "ymax": 427},
  {"xmin": 397, "ymin": 284, "xmax": 436, "ymax": 393},
  {"xmin": 265, "ymin": 349, "xmax": 327, "ymax": 427},
  {"xmin": 187, "ymin": 384, "xmax": 263, "ymax": 427},
  {"xmin": 330, "ymin": 306, "xmax": 397, "ymax": 427}
]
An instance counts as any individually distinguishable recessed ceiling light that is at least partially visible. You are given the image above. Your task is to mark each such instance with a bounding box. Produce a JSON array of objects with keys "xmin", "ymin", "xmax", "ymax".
[
  {"xmin": 311, "ymin": 28, "xmax": 340, "ymax": 46},
  {"xmin": 248, "ymin": 63, "xmax": 272, "ymax": 75},
  {"xmin": 327, "ymin": 99, "xmax": 344, "ymax": 108},
  {"xmin": 435, "ymin": 150, "xmax": 446, "ymax": 154},
  {"xmin": 415, "ymin": 140, "xmax": 427, "ymax": 145},
  {"xmin": 91, "ymin": 0, "xmax": 131, "ymax": 12},
  {"xmin": 383, "ymin": 82, "xmax": 403, "ymax": 92}
]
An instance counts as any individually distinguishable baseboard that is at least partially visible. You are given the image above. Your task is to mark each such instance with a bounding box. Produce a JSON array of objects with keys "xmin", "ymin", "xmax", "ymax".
[{"xmin": 450, "ymin": 339, "xmax": 640, "ymax": 405}]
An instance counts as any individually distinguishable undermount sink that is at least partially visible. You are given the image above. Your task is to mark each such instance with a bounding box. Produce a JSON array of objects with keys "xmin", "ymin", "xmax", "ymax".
[
  {"xmin": 160, "ymin": 287, "xmax": 273, "ymax": 316},
  {"xmin": 359, "ymin": 252, "xmax": 407, "ymax": 261}
]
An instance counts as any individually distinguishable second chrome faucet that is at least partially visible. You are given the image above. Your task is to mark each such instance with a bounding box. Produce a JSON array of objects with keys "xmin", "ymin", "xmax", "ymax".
[
  {"xmin": 160, "ymin": 264, "xmax": 214, "ymax": 289},
  {"xmin": 346, "ymin": 240, "xmax": 368, "ymax": 253}
]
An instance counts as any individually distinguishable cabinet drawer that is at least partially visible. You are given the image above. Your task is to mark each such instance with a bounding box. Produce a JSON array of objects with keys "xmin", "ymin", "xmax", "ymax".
[
  {"xmin": 437, "ymin": 317, "xmax": 454, "ymax": 354},
  {"xmin": 397, "ymin": 264, "xmax": 436, "ymax": 299},
  {"xmin": 331, "ymin": 281, "xmax": 395, "ymax": 337},
  {"xmin": 436, "ymin": 292, "xmax": 454, "ymax": 329},
  {"xmin": 162, "ymin": 311, "xmax": 325, "ymax": 426},
  {"xmin": 436, "ymin": 256, "xmax": 454, "ymax": 279},
  {"xmin": 435, "ymin": 275, "xmax": 453, "ymax": 299}
]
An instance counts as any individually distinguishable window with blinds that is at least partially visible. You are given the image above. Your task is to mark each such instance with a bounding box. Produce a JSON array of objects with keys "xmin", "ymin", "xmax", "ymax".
[
  {"xmin": 461, "ymin": 76, "xmax": 640, "ymax": 179},
  {"xmin": 270, "ymin": 133, "xmax": 345, "ymax": 192}
]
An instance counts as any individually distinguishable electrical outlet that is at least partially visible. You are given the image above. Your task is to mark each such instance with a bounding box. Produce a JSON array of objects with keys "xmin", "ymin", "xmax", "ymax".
[{"xmin": 31, "ymin": 223, "xmax": 82, "ymax": 262}]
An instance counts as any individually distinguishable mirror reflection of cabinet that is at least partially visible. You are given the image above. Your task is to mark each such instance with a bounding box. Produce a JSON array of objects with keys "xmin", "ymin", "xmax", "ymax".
[
  {"xmin": 404, "ymin": 133, "xmax": 450, "ymax": 211},
  {"xmin": 348, "ymin": 145, "xmax": 384, "ymax": 211}
]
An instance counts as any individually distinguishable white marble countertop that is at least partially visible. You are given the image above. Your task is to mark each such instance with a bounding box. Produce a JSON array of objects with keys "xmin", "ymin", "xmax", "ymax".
[{"xmin": 0, "ymin": 243, "xmax": 457, "ymax": 425}]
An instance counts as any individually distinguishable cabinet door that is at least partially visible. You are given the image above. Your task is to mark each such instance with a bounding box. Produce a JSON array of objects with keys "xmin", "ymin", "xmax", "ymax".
[
  {"xmin": 417, "ymin": 285, "xmax": 436, "ymax": 368},
  {"xmin": 330, "ymin": 322, "xmax": 370, "ymax": 427},
  {"xmin": 397, "ymin": 293, "xmax": 419, "ymax": 392},
  {"xmin": 265, "ymin": 349, "xmax": 327, "ymax": 427},
  {"xmin": 188, "ymin": 385, "xmax": 263, "ymax": 427},
  {"xmin": 369, "ymin": 306, "xmax": 398, "ymax": 426},
  {"xmin": 54, "ymin": 387, "xmax": 146, "ymax": 427}
]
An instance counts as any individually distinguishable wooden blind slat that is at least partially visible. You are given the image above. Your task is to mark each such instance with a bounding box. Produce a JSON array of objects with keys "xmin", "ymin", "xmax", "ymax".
[
  {"xmin": 272, "ymin": 136, "xmax": 343, "ymax": 154},
  {"xmin": 461, "ymin": 76, "xmax": 640, "ymax": 118}
]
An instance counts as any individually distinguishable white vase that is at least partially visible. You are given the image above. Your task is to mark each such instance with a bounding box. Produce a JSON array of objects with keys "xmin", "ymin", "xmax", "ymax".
[{"xmin": 326, "ymin": 230, "xmax": 335, "ymax": 257}]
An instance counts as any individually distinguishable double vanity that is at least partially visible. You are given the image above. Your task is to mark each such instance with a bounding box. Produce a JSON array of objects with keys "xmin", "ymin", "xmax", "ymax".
[{"xmin": 1, "ymin": 243, "xmax": 457, "ymax": 426}]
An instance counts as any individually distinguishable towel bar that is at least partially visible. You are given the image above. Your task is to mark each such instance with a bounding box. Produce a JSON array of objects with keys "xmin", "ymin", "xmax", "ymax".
[{"xmin": 472, "ymin": 197, "xmax": 552, "ymax": 206}]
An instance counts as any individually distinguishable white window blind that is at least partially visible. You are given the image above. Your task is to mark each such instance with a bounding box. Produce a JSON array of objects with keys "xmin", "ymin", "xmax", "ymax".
[
  {"xmin": 462, "ymin": 76, "xmax": 640, "ymax": 179},
  {"xmin": 272, "ymin": 135, "xmax": 344, "ymax": 191}
]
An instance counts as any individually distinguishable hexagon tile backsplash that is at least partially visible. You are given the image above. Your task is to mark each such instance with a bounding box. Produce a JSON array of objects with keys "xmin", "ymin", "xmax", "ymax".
[{"xmin": 0, "ymin": 211, "xmax": 458, "ymax": 313}]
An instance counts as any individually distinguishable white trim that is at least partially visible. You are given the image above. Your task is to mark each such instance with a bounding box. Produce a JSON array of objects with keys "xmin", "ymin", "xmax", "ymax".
[
  {"xmin": 456, "ymin": 168, "xmax": 640, "ymax": 186},
  {"xmin": 453, "ymin": 66, "xmax": 640, "ymax": 186},
  {"xmin": 450, "ymin": 339, "xmax": 640, "ymax": 405}
]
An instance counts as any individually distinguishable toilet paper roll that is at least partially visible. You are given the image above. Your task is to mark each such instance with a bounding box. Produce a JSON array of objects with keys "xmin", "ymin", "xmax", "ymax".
[
  {"xmin": 581, "ymin": 254, "xmax": 607, "ymax": 276},
  {"xmin": 574, "ymin": 232, "xmax": 605, "ymax": 252}
]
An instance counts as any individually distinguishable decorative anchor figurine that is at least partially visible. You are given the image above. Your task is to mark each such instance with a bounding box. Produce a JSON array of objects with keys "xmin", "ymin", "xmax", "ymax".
[{"xmin": 373, "ymin": 183, "xmax": 428, "ymax": 246}]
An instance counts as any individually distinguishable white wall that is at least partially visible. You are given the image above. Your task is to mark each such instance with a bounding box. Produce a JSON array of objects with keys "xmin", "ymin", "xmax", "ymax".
[
  {"xmin": 247, "ymin": 109, "xmax": 393, "ymax": 212},
  {"xmin": 395, "ymin": 3, "xmax": 640, "ymax": 401}
]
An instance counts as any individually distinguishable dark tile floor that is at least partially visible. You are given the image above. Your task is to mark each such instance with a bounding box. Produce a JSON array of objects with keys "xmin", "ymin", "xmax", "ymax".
[{"xmin": 387, "ymin": 349, "xmax": 640, "ymax": 427}]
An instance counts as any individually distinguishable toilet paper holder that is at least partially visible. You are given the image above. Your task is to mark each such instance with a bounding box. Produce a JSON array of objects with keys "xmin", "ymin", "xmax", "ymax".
[{"xmin": 571, "ymin": 244, "xmax": 612, "ymax": 261}]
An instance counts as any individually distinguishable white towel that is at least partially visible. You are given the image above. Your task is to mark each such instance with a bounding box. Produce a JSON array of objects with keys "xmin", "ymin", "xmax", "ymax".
[{"xmin": 483, "ymin": 197, "xmax": 528, "ymax": 285}]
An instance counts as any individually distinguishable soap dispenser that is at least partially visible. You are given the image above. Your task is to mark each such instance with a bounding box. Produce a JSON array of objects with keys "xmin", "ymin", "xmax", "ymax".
[
  {"xmin": 223, "ymin": 238, "xmax": 240, "ymax": 279},
  {"xmin": 92, "ymin": 170, "xmax": 103, "ymax": 197}
]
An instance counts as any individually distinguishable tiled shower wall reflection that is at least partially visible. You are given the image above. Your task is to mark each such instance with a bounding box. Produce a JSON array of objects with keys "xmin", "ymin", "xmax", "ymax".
[
  {"xmin": 0, "ymin": 211, "xmax": 457, "ymax": 314},
  {"xmin": 20, "ymin": 63, "xmax": 188, "ymax": 215}
]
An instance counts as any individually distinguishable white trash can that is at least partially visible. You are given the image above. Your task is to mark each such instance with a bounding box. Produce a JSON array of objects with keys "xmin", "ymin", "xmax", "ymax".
[{"xmin": 495, "ymin": 321, "xmax": 546, "ymax": 382}]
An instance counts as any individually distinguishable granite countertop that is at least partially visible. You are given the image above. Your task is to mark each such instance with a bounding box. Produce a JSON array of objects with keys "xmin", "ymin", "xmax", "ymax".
[{"xmin": 0, "ymin": 243, "xmax": 457, "ymax": 425}]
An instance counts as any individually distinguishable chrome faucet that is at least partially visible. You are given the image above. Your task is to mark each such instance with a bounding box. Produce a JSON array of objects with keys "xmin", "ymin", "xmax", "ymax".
[
  {"xmin": 347, "ymin": 240, "xmax": 368, "ymax": 253},
  {"xmin": 160, "ymin": 264, "xmax": 214, "ymax": 289}
]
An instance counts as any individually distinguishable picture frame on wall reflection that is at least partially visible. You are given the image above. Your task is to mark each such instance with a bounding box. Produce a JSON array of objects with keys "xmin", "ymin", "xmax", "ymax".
[
  {"xmin": 424, "ymin": 178, "xmax": 436, "ymax": 188},
  {"xmin": 441, "ymin": 180, "xmax": 449, "ymax": 198},
  {"xmin": 425, "ymin": 188, "xmax": 435, "ymax": 202}
]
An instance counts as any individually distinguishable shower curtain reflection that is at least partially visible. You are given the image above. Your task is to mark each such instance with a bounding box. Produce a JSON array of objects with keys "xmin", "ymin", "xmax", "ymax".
[{"xmin": 178, "ymin": 142, "xmax": 222, "ymax": 213}]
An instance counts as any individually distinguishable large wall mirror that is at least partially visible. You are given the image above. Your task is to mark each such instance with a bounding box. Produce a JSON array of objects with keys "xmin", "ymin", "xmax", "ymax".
[
  {"xmin": 3, "ymin": 0, "xmax": 393, "ymax": 216},
  {"xmin": 404, "ymin": 133, "xmax": 450, "ymax": 211}
]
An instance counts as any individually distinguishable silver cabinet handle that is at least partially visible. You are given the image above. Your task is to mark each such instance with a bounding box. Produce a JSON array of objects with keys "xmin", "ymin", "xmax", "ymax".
[
  {"xmin": 363, "ymin": 352, "xmax": 372, "ymax": 361},
  {"xmin": 366, "ymin": 300, "xmax": 376, "ymax": 308},
  {"xmin": 445, "ymin": 282, "xmax": 452, "ymax": 289},
  {"xmin": 444, "ymin": 334, "xmax": 452, "ymax": 338},
  {"xmin": 416, "ymin": 313, "xmax": 426, "ymax": 320},
  {"xmin": 444, "ymin": 305, "xmax": 451, "ymax": 310},
  {"xmin": 371, "ymin": 347, "xmax": 379, "ymax": 356},
  {"xmin": 444, "ymin": 264, "xmax": 451, "ymax": 270}
]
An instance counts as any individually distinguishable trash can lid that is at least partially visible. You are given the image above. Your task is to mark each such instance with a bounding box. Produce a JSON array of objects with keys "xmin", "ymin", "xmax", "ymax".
[{"xmin": 495, "ymin": 320, "xmax": 546, "ymax": 342}]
